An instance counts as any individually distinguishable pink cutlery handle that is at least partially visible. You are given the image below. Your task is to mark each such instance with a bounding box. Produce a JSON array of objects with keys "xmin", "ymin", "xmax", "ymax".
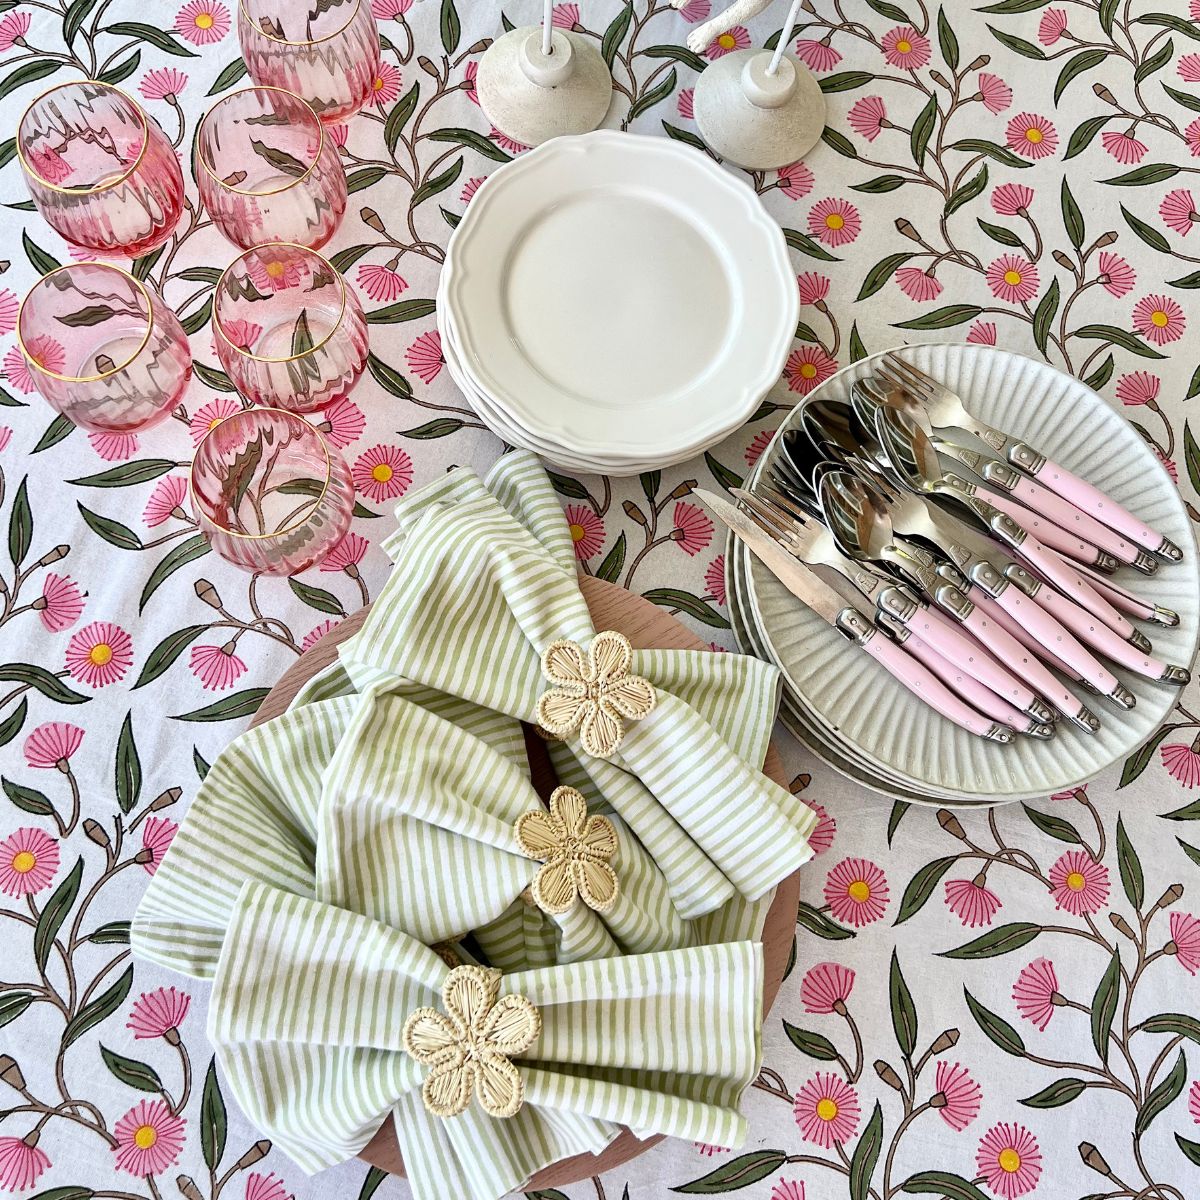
[
  {"xmin": 1007, "ymin": 473, "xmax": 1142, "ymax": 565},
  {"xmin": 860, "ymin": 628, "xmax": 1010, "ymax": 740},
  {"xmin": 1072, "ymin": 560, "xmax": 1166, "ymax": 624},
  {"xmin": 980, "ymin": 483, "xmax": 1104, "ymax": 568}
]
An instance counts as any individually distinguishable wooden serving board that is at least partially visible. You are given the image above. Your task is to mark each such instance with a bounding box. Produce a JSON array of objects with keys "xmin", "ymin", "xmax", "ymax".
[{"xmin": 253, "ymin": 574, "xmax": 799, "ymax": 1187}]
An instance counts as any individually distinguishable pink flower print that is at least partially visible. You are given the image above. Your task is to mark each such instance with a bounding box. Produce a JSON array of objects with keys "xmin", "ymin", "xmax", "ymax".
[
  {"xmin": 144, "ymin": 475, "xmax": 189, "ymax": 526},
  {"xmin": 1037, "ymin": 8, "xmax": 1068, "ymax": 44},
  {"xmin": 1006, "ymin": 112, "xmax": 1058, "ymax": 159},
  {"xmin": 1097, "ymin": 251, "xmax": 1135, "ymax": 298},
  {"xmin": 372, "ymin": 62, "xmax": 403, "ymax": 106},
  {"xmin": 678, "ymin": 0, "xmax": 711, "ymax": 21},
  {"xmin": 824, "ymin": 857, "xmax": 888, "ymax": 927},
  {"xmin": 1155, "ymin": 446, "xmax": 1178, "ymax": 483},
  {"xmin": 372, "ymin": 0, "xmax": 412, "ymax": 19},
  {"xmin": 352, "ymin": 444, "xmax": 413, "ymax": 503},
  {"xmin": 128, "ymin": 987, "xmax": 191, "ymax": 1040},
  {"xmin": 986, "ymin": 255, "xmax": 1039, "ymax": 303},
  {"xmin": 1048, "ymin": 849, "xmax": 1110, "ymax": 916},
  {"xmin": 0, "ymin": 828, "xmax": 59, "ymax": 897},
  {"xmin": 678, "ymin": 87, "xmax": 694, "ymax": 119},
  {"xmin": 672, "ymin": 501, "xmax": 713, "ymax": 556},
  {"xmin": 302, "ymin": 619, "xmax": 341, "ymax": 651},
  {"xmin": 38, "ymin": 573, "xmax": 84, "ymax": 632},
  {"xmin": 248, "ymin": 252, "xmax": 303, "ymax": 294},
  {"xmin": 0, "ymin": 1135, "xmax": 50, "ymax": 1192},
  {"xmin": 967, "ymin": 321, "xmax": 997, "ymax": 345},
  {"xmin": 745, "ymin": 429, "xmax": 774, "ymax": 467},
  {"xmin": 141, "ymin": 817, "xmax": 178, "ymax": 876},
  {"xmin": 881, "ymin": 26, "xmax": 930, "ymax": 70},
  {"xmin": 175, "ymin": 0, "xmax": 229, "ymax": 44},
  {"xmin": 991, "ymin": 182, "xmax": 1033, "ymax": 217},
  {"xmin": 808, "ymin": 198, "xmax": 860, "ymax": 246},
  {"xmin": 139, "ymin": 68, "xmax": 188, "ymax": 101},
  {"xmin": 5, "ymin": 335, "xmax": 65, "ymax": 392},
  {"xmin": 1180, "ymin": 53, "xmax": 1200, "ymax": 83},
  {"xmin": 0, "ymin": 290, "xmax": 17, "ymax": 338},
  {"xmin": 552, "ymin": 3, "xmax": 579, "ymax": 28},
  {"xmin": 797, "ymin": 273, "xmax": 830, "ymax": 306},
  {"xmin": 804, "ymin": 802, "xmax": 836, "ymax": 854},
  {"xmin": 795, "ymin": 39, "xmax": 842, "ymax": 71},
  {"xmin": 1162, "ymin": 741, "xmax": 1200, "ymax": 785},
  {"xmin": 694, "ymin": 1143, "xmax": 729, "ymax": 1156},
  {"xmin": 793, "ymin": 1073, "xmax": 860, "ymax": 1147},
  {"xmin": 770, "ymin": 1183, "xmax": 804, "ymax": 1200},
  {"xmin": 214, "ymin": 318, "xmax": 262, "ymax": 354},
  {"xmin": 705, "ymin": 24, "xmax": 750, "ymax": 58},
  {"xmin": 1187, "ymin": 117, "xmax": 1200, "ymax": 156},
  {"xmin": 799, "ymin": 962, "xmax": 854, "ymax": 1014},
  {"xmin": 933, "ymin": 1061, "xmax": 981, "ymax": 1131},
  {"xmin": 189, "ymin": 397, "xmax": 240, "ymax": 445},
  {"xmin": 785, "ymin": 346, "xmax": 838, "ymax": 394},
  {"xmin": 976, "ymin": 71, "xmax": 1012, "ymax": 114},
  {"xmin": 1169, "ymin": 911, "xmax": 1200, "ymax": 974},
  {"xmin": 1101, "ymin": 129, "xmax": 1146, "ymax": 164},
  {"xmin": 565, "ymin": 505, "xmax": 604, "ymax": 560},
  {"xmin": 461, "ymin": 176, "xmax": 485, "ymax": 204},
  {"xmin": 847, "ymin": 95, "xmax": 887, "ymax": 142},
  {"xmin": 189, "ymin": 644, "xmax": 247, "ymax": 691},
  {"xmin": 406, "ymin": 330, "xmax": 444, "ymax": 384},
  {"xmin": 65, "ymin": 621, "xmax": 133, "ymax": 688},
  {"xmin": 246, "ymin": 1172, "xmax": 293, "ymax": 1200},
  {"xmin": 0, "ymin": 10, "xmax": 30, "ymax": 51},
  {"xmin": 1160, "ymin": 188, "xmax": 1199, "ymax": 236},
  {"xmin": 1013, "ymin": 957, "xmax": 1060, "ymax": 1030},
  {"xmin": 89, "ymin": 430, "xmax": 139, "ymax": 461},
  {"xmin": 357, "ymin": 263, "xmax": 408, "ymax": 302},
  {"xmin": 27, "ymin": 142, "xmax": 72, "ymax": 186},
  {"xmin": 1191, "ymin": 1078, "xmax": 1200, "ymax": 1123},
  {"xmin": 463, "ymin": 60, "xmax": 480, "ymax": 105},
  {"xmin": 1115, "ymin": 371, "xmax": 1160, "ymax": 407},
  {"xmin": 328, "ymin": 122, "xmax": 349, "ymax": 147},
  {"xmin": 704, "ymin": 555, "xmax": 726, "ymax": 605},
  {"xmin": 777, "ymin": 160, "xmax": 814, "ymax": 200},
  {"xmin": 944, "ymin": 877, "xmax": 1002, "ymax": 927},
  {"xmin": 0, "ymin": 428, "xmax": 10, "ymax": 453},
  {"xmin": 975, "ymin": 1122, "xmax": 1042, "ymax": 1199},
  {"xmin": 320, "ymin": 530, "xmax": 368, "ymax": 573},
  {"xmin": 24, "ymin": 722, "xmax": 85, "ymax": 770},
  {"xmin": 114, "ymin": 1100, "xmax": 185, "ymax": 1175},
  {"xmin": 895, "ymin": 266, "xmax": 942, "ymax": 302},
  {"xmin": 490, "ymin": 126, "xmax": 530, "ymax": 154},
  {"xmin": 1133, "ymin": 293, "xmax": 1186, "ymax": 345},
  {"xmin": 315, "ymin": 397, "xmax": 365, "ymax": 449}
]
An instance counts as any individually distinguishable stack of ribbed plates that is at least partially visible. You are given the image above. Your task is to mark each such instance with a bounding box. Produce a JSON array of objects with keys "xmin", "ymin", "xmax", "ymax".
[
  {"xmin": 727, "ymin": 343, "xmax": 1200, "ymax": 806},
  {"xmin": 437, "ymin": 130, "xmax": 798, "ymax": 476}
]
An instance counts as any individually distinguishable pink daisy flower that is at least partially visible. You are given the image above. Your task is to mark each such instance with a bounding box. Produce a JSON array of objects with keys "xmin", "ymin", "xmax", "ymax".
[
  {"xmin": 372, "ymin": 0, "xmax": 412, "ymax": 19},
  {"xmin": 1006, "ymin": 112, "xmax": 1058, "ymax": 159},
  {"xmin": 944, "ymin": 878, "xmax": 1002, "ymax": 927},
  {"xmin": 1048, "ymin": 849, "xmax": 1110, "ymax": 916},
  {"xmin": 144, "ymin": 475, "xmax": 189, "ymax": 526},
  {"xmin": 189, "ymin": 397, "xmax": 240, "ymax": 445},
  {"xmin": 357, "ymin": 263, "xmax": 407, "ymax": 302},
  {"xmin": 881, "ymin": 26, "xmax": 931, "ymax": 70},
  {"xmin": 678, "ymin": 88, "xmax": 694, "ymax": 119},
  {"xmin": 65, "ymin": 621, "xmax": 133, "ymax": 688},
  {"xmin": 1115, "ymin": 371, "xmax": 1159, "ymax": 407},
  {"xmin": 745, "ymin": 429, "xmax": 774, "ymax": 468},
  {"xmin": 1037, "ymin": 8, "xmax": 1068, "ymax": 43},
  {"xmin": 405, "ymin": 330, "xmax": 444, "ymax": 385},
  {"xmin": 245, "ymin": 1173, "xmax": 292, "ymax": 1200},
  {"xmin": 489, "ymin": 126, "xmax": 529, "ymax": 154},
  {"xmin": 24, "ymin": 722, "xmax": 85, "ymax": 769},
  {"xmin": 0, "ymin": 1135, "xmax": 50, "ymax": 1192},
  {"xmin": 128, "ymin": 987, "xmax": 191, "ymax": 1040},
  {"xmin": 461, "ymin": 176, "xmax": 485, "ymax": 204},
  {"xmin": 89, "ymin": 430, "xmax": 139, "ymax": 461},
  {"xmin": 372, "ymin": 62, "xmax": 403, "ymax": 106},
  {"xmin": 1097, "ymin": 251, "xmax": 1136, "ymax": 297},
  {"xmin": 1013, "ymin": 958, "xmax": 1059, "ymax": 1030},
  {"xmin": 27, "ymin": 143, "xmax": 73, "ymax": 187},
  {"xmin": 895, "ymin": 266, "xmax": 942, "ymax": 302},
  {"xmin": 302, "ymin": 619, "xmax": 341, "ymax": 651},
  {"xmin": 977, "ymin": 71, "xmax": 1012, "ymax": 114},
  {"xmin": 174, "ymin": 0, "xmax": 229, "ymax": 44},
  {"xmin": 847, "ymin": 95, "xmax": 887, "ymax": 142},
  {"xmin": 933, "ymin": 1061, "xmax": 981, "ymax": 1131},
  {"xmin": 352, "ymin": 444, "xmax": 413, "ymax": 502},
  {"xmin": 327, "ymin": 123, "xmax": 349, "ymax": 147},
  {"xmin": 247, "ymin": 253, "xmax": 302, "ymax": 294},
  {"xmin": 38, "ymin": 573, "xmax": 84, "ymax": 632},
  {"xmin": 986, "ymin": 255, "xmax": 1039, "ymax": 303},
  {"xmin": 461, "ymin": 60, "xmax": 480, "ymax": 104},
  {"xmin": 565, "ymin": 505, "xmax": 604, "ymax": 560},
  {"xmin": 808, "ymin": 197, "xmax": 860, "ymax": 246},
  {"xmin": 141, "ymin": 817, "xmax": 178, "ymax": 877},
  {"xmin": 785, "ymin": 346, "xmax": 838, "ymax": 394},
  {"xmin": 976, "ymin": 1122, "xmax": 1042, "ymax": 1199},
  {"xmin": 672, "ymin": 501, "xmax": 713, "ymax": 556},
  {"xmin": 770, "ymin": 1182, "xmax": 804, "ymax": 1200},
  {"xmin": 5, "ymin": 335, "xmax": 65, "ymax": 393},
  {"xmin": 213, "ymin": 318, "xmax": 262, "ymax": 354},
  {"xmin": 1179, "ymin": 53, "xmax": 1200, "ymax": 83},
  {"xmin": 1162, "ymin": 741, "xmax": 1200, "ymax": 786},
  {"xmin": 1101, "ymin": 129, "xmax": 1146, "ymax": 164},
  {"xmin": 139, "ymin": 68, "xmax": 188, "ymax": 101},
  {"xmin": 967, "ymin": 321, "xmax": 998, "ymax": 345},
  {"xmin": 793, "ymin": 1073, "xmax": 860, "ymax": 1147},
  {"xmin": 1155, "ymin": 446, "xmax": 1178, "ymax": 484},
  {"xmin": 992, "ymin": 182, "xmax": 1034, "ymax": 217},
  {"xmin": 777, "ymin": 160, "xmax": 815, "ymax": 200},
  {"xmin": 1169, "ymin": 910, "xmax": 1200, "ymax": 974},
  {"xmin": 0, "ymin": 828, "xmax": 59, "ymax": 896},
  {"xmin": 552, "ymin": 3, "xmax": 579, "ymax": 28},
  {"xmin": 799, "ymin": 962, "xmax": 854, "ymax": 1014},
  {"xmin": 0, "ymin": 10, "xmax": 30, "ymax": 51},
  {"xmin": 797, "ymin": 273, "xmax": 830, "ymax": 306},
  {"xmin": 319, "ymin": 531, "xmax": 368, "ymax": 573},
  {"xmin": 0, "ymin": 290, "xmax": 18, "ymax": 338},
  {"xmin": 824, "ymin": 857, "xmax": 888, "ymax": 927},
  {"xmin": 804, "ymin": 802, "xmax": 836, "ymax": 854},
  {"xmin": 114, "ymin": 1099, "xmax": 185, "ymax": 1175},
  {"xmin": 678, "ymin": 0, "xmax": 711, "ymax": 21},
  {"xmin": 704, "ymin": 555, "xmax": 726, "ymax": 605},
  {"xmin": 189, "ymin": 644, "xmax": 247, "ymax": 691},
  {"xmin": 1187, "ymin": 117, "xmax": 1200, "ymax": 156},
  {"xmin": 315, "ymin": 397, "xmax": 365, "ymax": 449},
  {"xmin": 1160, "ymin": 188, "xmax": 1198, "ymax": 236},
  {"xmin": 795, "ymin": 39, "xmax": 842, "ymax": 71},
  {"xmin": 705, "ymin": 24, "xmax": 750, "ymax": 59},
  {"xmin": 1132, "ymin": 294, "xmax": 1186, "ymax": 345}
]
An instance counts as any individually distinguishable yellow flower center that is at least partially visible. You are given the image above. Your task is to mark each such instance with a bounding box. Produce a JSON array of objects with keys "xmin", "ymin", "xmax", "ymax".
[
  {"xmin": 998, "ymin": 1148, "xmax": 1021, "ymax": 1173},
  {"xmin": 816, "ymin": 1097, "xmax": 839, "ymax": 1121},
  {"xmin": 1025, "ymin": 127, "xmax": 1043, "ymax": 143},
  {"xmin": 209, "ymin": 416, "xmax": 224, "ymax": 429},
  {"xmin": 1151, "ymin": 309, "xmax": 1169, "ymax": 327},
  {"xmin": 265, "ymin": 260, "xmax": 285, "ymax": 279},
  {"xmin": 718, "ymin": 32, "xmax": 736, "ymax": 48},
  {"xmin": 195, "ymin": 11, "xmax": 214, "ymax": 27},
  {"xmin": 799, "ymin": 362, "xmax": 818, "ymax": 379},
  {"xmin": 1003, "ymin": 269, "xmax": 1022, "ymax": 286},
  {"xmin": 371, "ymin": 463, "xmax": 393, "ymax": 483},
  {"xmin": 89, "ymin": 643, "xmax": 114, "ymax": 667},
  {"xmin": 825, "ymin": 212, "xmax": 845, "ymax": 230},
  {"xmin": 134, "ymin": 1124, "xmax": 158, "ymax": 1150},
  {"xmin": 12, "ymin": 851, "xmax": 36, "ymax": 874},
  {"xmin": 374, "ymin": 76, "xmax": 386, "ymax": 90},
  {"xmin": 1066, "ymin": 870, "xmax": 1087, "ymax": 891},
  {"xmin": 569, "ymin": 522, "xmax": 586, "ymax": 543},
  {"xmin": 896, "ymin": 38, "xmax": 911, "ymax": 53},
  {"xmin": 848, "ymin": 879, "xmax": 871, "ymax": 903}
]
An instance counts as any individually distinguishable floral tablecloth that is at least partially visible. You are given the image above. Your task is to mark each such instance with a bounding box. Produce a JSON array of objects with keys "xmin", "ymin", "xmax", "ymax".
[{"xmin": 2, "ymin": 1, "xmax": 1200, "ymax": 1198}]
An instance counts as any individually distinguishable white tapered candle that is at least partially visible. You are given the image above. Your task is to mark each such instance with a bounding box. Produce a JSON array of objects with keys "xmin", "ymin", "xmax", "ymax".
[
  {"xmin": 768, "ymin": 0, "xmax": 805, "ymax": 74},
  {"xmin": 543, "ymin": 0, "xmax": 554, "ymax": 55}
]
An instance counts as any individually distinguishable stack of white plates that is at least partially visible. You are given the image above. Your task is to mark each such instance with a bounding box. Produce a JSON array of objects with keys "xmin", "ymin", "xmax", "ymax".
[
  {"xmin": 728, "ymin": 343, "xmax": 1200, "ymax": 806},
  {"xmin": 438, "ymin": 130, "xmax": 798, "ymax": 476}
]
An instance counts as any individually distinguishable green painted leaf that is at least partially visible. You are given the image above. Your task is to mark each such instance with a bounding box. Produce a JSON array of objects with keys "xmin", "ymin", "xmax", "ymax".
[
  {"xmin": 85, "ymin": 921, "xmax": 130, "ymax": 944},
  {"xmin": 1135, "ymin": 35, "xmax": 1175, "ymax": 84},
  {"xmin": 945, "ymin": 164, "xmax": 988, "ymax": 218},
  {"xmin": 172, "ymin": 688, "xmax": 269, "ymax": 722},
  {"xmin": 887, "ymin": 801, "xmax": 910, "ymax": 846},
  {"xmin": 978, "ymin": 0, "xmax": 1049, "ymax": 10},
  {"xmin": 1176, "ymin": 1133, "xmax": 1200, "ymax": 1166},
  {"xmin": 782, "ymin": 227, "xmax": 840, "ymax": 262},
  {"xmin": 413, "ymin": 156, "xmax": 463, "ymax": 207},
  {"xmin": 821, "ymin": 125, "xmax": 859, "ymax": 158},
  {"xmin": 427, "ymin": 128, "xmax": 513, "ymax": 163},
  {"xmin": 1163, "ymin": 82, "xmax": 1200, "ymax": 113},
  {"xmin": 850, "ymin": 1102, "xmax": 884, "ymax": 1200},
  {"xmin": 943, "ymin": 922, "xmax": 1039, "ymax": 959},
  {"xmin": 705, "ymin": 451, "xmax": 744, "ymax": 492},
  {"xmin": 889, "ymin": 950, "xmax": 918, "ymax": 1057},
  {"xmin": 977, "ymin": 218, "xmax": 1024, "ymax": 247},
  {"xmin": 672, "ymin": 1150, "xmax": 789, "ymax": 1193},
  {"xmin": 367, "ymin": 352, "xmax": 413, "ymax": 398},
  {"xmin": 661, "ymin": 120, "xmax": 707, "ymax": 151},
  {"xmin": 0, "ymin": 699, "xmax": 28, "ymax": 749},
  {"xmin": 1121, "ymin": 204, "xmax": 1171, "ymax": 252},
  {"xmin": 366, "ymin": 298, "xmax": 437, "ymax": 324},
  {"xmin": 1136, "ymin": 1048, "xmax": 1187, "ymax": 1134},
  {"xmin": 863, "ymin": 0, "xmax": 911, "ymax": 21},
  {"xmin": 439, "ymin": 0, "xmax": 460, "ymax": 52},
  {"xmin": 1162, "ymin": 794, "xmax": 1200, "ymax": 820},
  {"xmin": 629, "ymin": 68, "xmax": 677, "ymax": 120},
  {"xmin": 858, "ymin": 253, "xmax": 915, "ymax": 301},
  {"xmin": 1074, "ymin": 324, "xmax": 1166, "ymax": 359},
  {"xmin": 347, "ymin": 166, "xmax": 388, "ymax": 192},
  {"xmin": 1120, "ymin": 725, "xmax": 1173, "ymax": 787},
  {"xmin": 1141, "ymin": 1012, "xmax": 1200, "ymax": 1042},
  {"xmin": 988, "ymin": 25, "xmax": 1045, "ymax": 57},
  {"xmin": 8, "ymin": 476, "xmax": 31, "ymax": 567},
  {"xmin": 783, "ymin": 1021, "xmax": 841, "ymax": 1061},
  {"xmin": 601, "ymin": 3, "xmax": 632, "ymax": 67},
  {"xmin": 894, "ymin": 305, "xmax": 983, "ymax": 330},
  {"xmin": 548, "ymin": 472, "xmax": 588, "ymax": 500},
  {"xmin": 1065, "ymin": 114, "xmax": 1112, "ymax": 159},
  {"xmin": 1021, "ymin": 801, "xmax": 1083, "ymax": 845},
  {"xmin": 595, "ymin": 530, "xmax": 626, "ymax": 583},
  {"xmin": 797, "ymin": 901, "xmax": 855, "ymax": 940},
  {"xmin": 1060, "ymin": 177, "xmax": 1084, "ymax": 249},
  {"xmin": 207, "ymin": 58, "xmax": 248, "ymax": 95},
  {"xmin": 201, "ymin": 1057, "xmax": 227, "ymax": 1171},
  {"xmin": 1136, "ymin": 12, "xmax": 1200, "ymax": 40},
  {"xmin": 0, "ymin": 663, "xmax": 90, "ymax": 705},
  {"xmin": 1098, "ymin": 0, "xmax": 1118, "ymax": 33},
  {"xmin": 29, "ymin": 1190, "xmax": 95, "ymax": 1200},
  {"xmin": 901, "ymin": 1172, "xmax": 991, "ymax": 1200},
  {"xmin": 101, "ymin": 1045, "xmax": 162, "ymax": 1092},
  {"xmin": 289, "ymin": 577, "xmax": 345, "ymax": 616},
  {"xmin": 330, "ymin": 244, "xmax": 374, "ymax": 274},
  {"xmin": 852, "ymin": 174, "xmax": 908, "ymax": 193},
  {"xmin": 24, "ymin": 229, "xmax": 61, "ymax": 276},
  {"xmin": 1082, "ymin": 353, "xmax": 1114, "ymax": 390},
  {"xmin": 1168, "ymin": 269, "xmax": 1200, "ymax": 288},
  {"xmin": 819, "ymin": 70, "xmax": 875, "ymax": 92},
  {"xmin": 63, "ymin": 0, "xmax": 103, "ymax": 43},
  {"xmin": 69, "ymin": 459, "xmax": 178, "ymax": 488},
  {"xmin": 62, "ymin": 964, "xmax": 132, "ymax": 1049},
  {"xmin": 1054, "ymin": 49, "xmax": 1107, "ymax": 104},
  {"xmin": 911, "ymin": 95, "xmax": 938, "ymax": 166},
  {"xmin": 1020, "ymin": 1077, "xmax": 1087, "ymax": 1108},
  {"xmin": 78, "ymin": 504, "xmax": 143, "ymax": 550},
  {"xmin": 1103, "ymin": 163, "xmax": 1180, "ymax": 186},
  {"xmin": 191, "ymin": 360, "xmax": 234, "ymax": 391},
  {"xmin": 114, "ymin": 711, "xmax": 141, "ymax": 814},
  {"xmin": 1031, "ymin": 277, "xmax": 1059, "ymax": 356},
  {"xmin": 1177, "ymin": 837, "xmax": 1200, "ymax": 867},
  {"xmin": 642, "ymin": 588, "xmax": 729, "ymax": 628},
  {"xmin": 384, "ymin": 82, "xmax": 420, "ymax": 153},
  {"xmin": 133, "ymin": 625, "xmax": 208, "ymax": 689},
  {"xmin": 0, "ymin": 992, "xmax": 34, "ymax": 1028},
  {"xmin": 194, "ymin": 747, "xmax": 211, "ymax": 780},
  {"xmin": 3, "ymin": 777, "xmax": 56, "ymax": 816},
  {"xmin": 401, "ymin": 418, "xmax": 465, "ymax": 439},
  {"xmin": 950, "ymin": 138, "xmax": 1032, "ymax": 167},
  {"xmin": 848, "ymin": 321, "xmax": 868, "ymax": 362},
  {"xmin": 894, "ymin": 855, "xmax": 956, "ymax": 924},
  {"xmin": 140, "ymin": 534, "xmax": 211, "ymax": 612},
  {"xmin": 1116, "ymin": 814, "xmax": 1143, "ymax": 908},
  {"xmin": 0, "ymin": 59, "xmax": 61, "ymax": 103},
  {"xmin": 937, "ymin": 7, "xmax": 959, "ymax": 68},
  {"xmin": 360, "ymin": 1168, "xmax": 389, "ymax": 1200},
  {"xmin": 1091, "ymin": 947, "xmax": 1121, "ymax": 1063},
  {"xmin": 964, "ymin": 989, "xmax": 1026, "ymax": 1056},
  {"xmin": 107, "ymin": 22, "xmax": 197, "ymax": 55},
  {"xmin": 642, "ymin": 43, "xmax": 708, "ymax": 73}
]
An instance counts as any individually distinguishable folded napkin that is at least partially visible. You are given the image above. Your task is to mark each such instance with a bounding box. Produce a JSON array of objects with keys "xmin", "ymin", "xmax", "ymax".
[
  {"xmin": 333, "ymin": 451, "xmax": 817, "ymax": 918},
  {"xmin": 210, "ymin": 880, "xmax": 763, "ymax": 1200}
]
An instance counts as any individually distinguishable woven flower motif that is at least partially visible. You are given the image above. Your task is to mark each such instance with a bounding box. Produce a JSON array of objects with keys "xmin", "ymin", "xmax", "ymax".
[
  {"xmin": 401, "ymin": 966, "xmax": 540, "ymax": 1119},
  {"xmin": 515, "ymin": 785, "xmax": 619, "ymax": 915},
  {"xmin": 535, "ymin": 631, "xmax": 656, "ymax": 759}
]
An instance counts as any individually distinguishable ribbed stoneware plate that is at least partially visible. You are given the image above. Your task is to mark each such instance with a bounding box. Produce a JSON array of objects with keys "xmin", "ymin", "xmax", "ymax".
[
  {"xmin": 442, "ymin": 130, "xmax": 797, "ymax": 461},
  {"xmin": 743, "ymin": 343, "xmax": 1199, "ymax": 803}
]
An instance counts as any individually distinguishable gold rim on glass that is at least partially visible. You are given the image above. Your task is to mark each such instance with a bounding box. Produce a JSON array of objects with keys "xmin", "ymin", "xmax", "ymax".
[
  {"xmin": 196, "ymin": 86, "xmax": 329, "ymax": 197},
  {"xmin": 16, "ymin": 80, "xmax": 151, "ymax": 195},
  {"xmin": 17, "ymin": 262, "xmax": 155, "ymax": 383},
  {"xmin": 213, "ymin": 241, "xmax": 348, "ymax": 364},
  {"xmin": 189, "ymin": 406, "xmax": 335, "ymax": 541},
  {"xmin": 238, "ymin": 0, "xmax": 361, "ymax": 45}
]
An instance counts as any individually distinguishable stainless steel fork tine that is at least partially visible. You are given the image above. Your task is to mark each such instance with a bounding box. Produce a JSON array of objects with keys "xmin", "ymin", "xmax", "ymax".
[
  {"xmin": 759, "ymin": 484, "xmax": 812, "ymax": 525},
  {"xmin": 735, "ymin": 494, "xmax": 794, "ymax": 546},
  {"xmin": 876, "ymin": 360, "xmax": 929, "ymax": 397},
  {"xmin": 882, "ymin": 352, "xmax": 933, "ymax": 386},
  {"xmin": 735, "ymin": 489, "xmax": 801, "ymax": 543}
]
